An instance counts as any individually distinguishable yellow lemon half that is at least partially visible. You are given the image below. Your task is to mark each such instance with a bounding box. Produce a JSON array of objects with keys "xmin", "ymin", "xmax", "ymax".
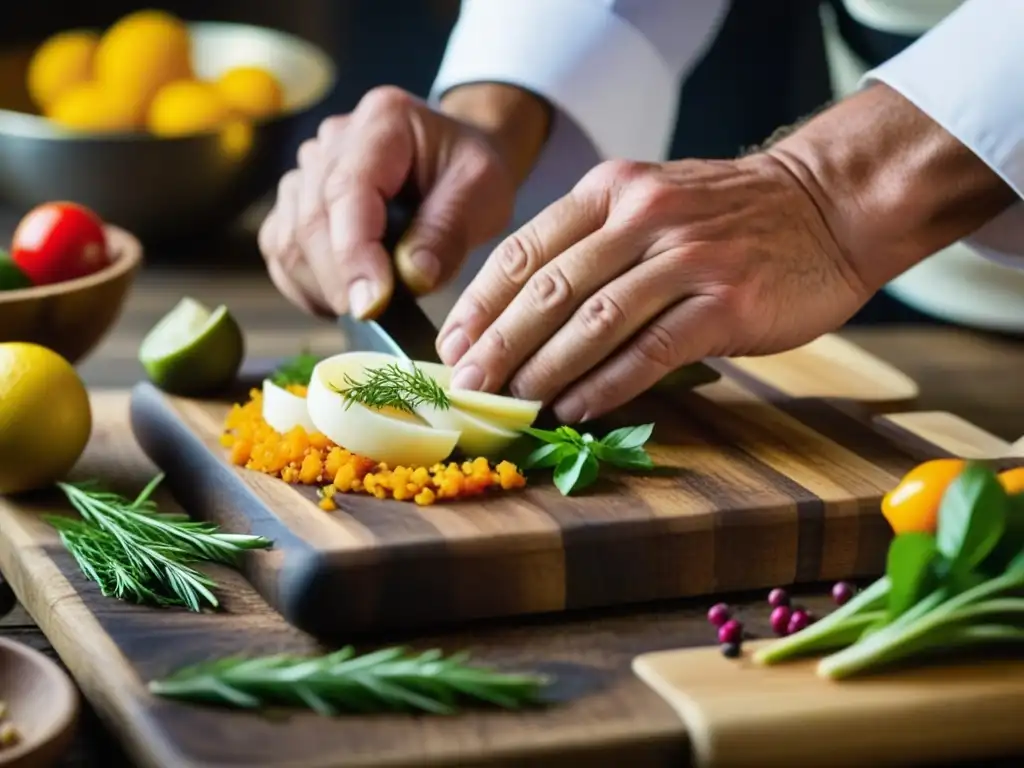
[
  {"xmin": 0, "ymin": 343, "xmax": 91, "ymax": 495},
  {"xmin": 27, "ymin": 29, "xmax": 100, "ymax": 111},
  {"xmin": 94, "ymin": 9, "xmax": 194, "ymax": 127},
  {"xmin": 147, "ymin": 79, "xmax": 232, "ymax": 136},
  {"xmin": 215, "ymin": 66, "xmax": 284, "ymax": 120}
]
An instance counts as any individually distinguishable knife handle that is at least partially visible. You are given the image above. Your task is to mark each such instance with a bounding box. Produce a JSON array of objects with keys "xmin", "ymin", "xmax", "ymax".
[{"xmin": 382, "ymin": 179, "xmax": 422, "ymax": 306}]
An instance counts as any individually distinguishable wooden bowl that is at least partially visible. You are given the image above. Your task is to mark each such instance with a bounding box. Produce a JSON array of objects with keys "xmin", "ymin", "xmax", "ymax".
[
  {"xmin": 0, "ymin": 638, "xmax": 78, "ymax": 768},
  {"xmin": 0, "ymin": 225, "xmax": 142, "ymax": 364}
]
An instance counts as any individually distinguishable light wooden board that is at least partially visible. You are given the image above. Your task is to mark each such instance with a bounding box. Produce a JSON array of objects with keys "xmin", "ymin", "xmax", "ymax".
[
  {"xmin": 632, "ymin": 640, "xmax": 1024, "ymax": 768},
  {"xmin": 129, "ymin": 335, "xmax": 927, "ymax": 639}
]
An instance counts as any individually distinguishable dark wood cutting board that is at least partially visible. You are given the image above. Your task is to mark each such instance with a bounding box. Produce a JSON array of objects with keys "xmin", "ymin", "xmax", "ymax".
[{"xmin": 129, "ymin": 334, "xmax": 932, "ymax": 640}]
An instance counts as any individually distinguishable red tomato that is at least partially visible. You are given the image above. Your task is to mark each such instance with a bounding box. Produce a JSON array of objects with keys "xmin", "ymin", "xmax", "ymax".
[{"xmin": 11, "ymin": 202, "xmax": 110, "ymax": 285}]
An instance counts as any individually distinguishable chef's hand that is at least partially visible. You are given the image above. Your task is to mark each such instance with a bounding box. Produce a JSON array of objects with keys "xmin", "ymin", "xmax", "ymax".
[
  {"xmin": 258, "ymin": 84, "xmax": 549, "ymax": 319},
  {"xmin": 436, "ymin": 84, "xmax": 1016, "ymax": 423}
]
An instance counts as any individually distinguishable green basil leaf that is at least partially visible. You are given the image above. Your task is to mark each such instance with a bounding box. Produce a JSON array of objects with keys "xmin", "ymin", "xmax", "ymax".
[
  {"xmin": 555, "ymin": 425, "xmax": 584, "ymax": 445},
  {"xmin": 521, "ymin": 427, "xmax": 566, "ymax": 445},
  {"xmin": 271, "ymin": 352, "xmax": 321, "ymax": 387},
  {"xmin": 591, "ymin": 444, "xmax": 654, "ymax": 471},
  {"xmin": 553, "ymin": 448, "xmax": 599, "ymax": 496},
  {"xmin": 521, "ymin": 442, "xmax": 575, "ymax": 471},
  {"xmin": 937, "ymin": 462, "xmax": 1007, "ymax": 574},
  {"xmin": 980, "ymin": 491, "xmax": 1024, "ymax": 575},
  {"xmin": 886, "ymin": 532, "xmax": 939, "ymax": 619},
  {"xmin": 600, "ymin": 423, "xmax": 654, "ymax": 450}
]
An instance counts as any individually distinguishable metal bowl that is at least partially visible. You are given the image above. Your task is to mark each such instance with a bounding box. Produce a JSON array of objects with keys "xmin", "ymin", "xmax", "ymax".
[{"xmin": 0, "ymin": 22, "xmax": 336, "ymax": 242}]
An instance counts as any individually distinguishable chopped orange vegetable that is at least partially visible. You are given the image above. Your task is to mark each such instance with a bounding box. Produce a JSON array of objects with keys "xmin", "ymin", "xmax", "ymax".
[
  {"xmin": 880, "ymin": 458, "xmax": 966, "ymax": 534},
  {"xmin": 221, "ymin": 387, "xmax": 526, "ymax": 506}
]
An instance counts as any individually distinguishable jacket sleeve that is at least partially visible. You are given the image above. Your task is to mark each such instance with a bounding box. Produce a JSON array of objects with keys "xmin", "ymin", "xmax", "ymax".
[{"xmin": 861, "ymin": 0, "xmax": 1024, "ymax": 264}]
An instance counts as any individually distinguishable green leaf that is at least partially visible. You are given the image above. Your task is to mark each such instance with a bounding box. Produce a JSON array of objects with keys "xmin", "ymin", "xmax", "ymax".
[
  {"xmin": 521, "ymin": 427, "xmax": 567, "ymax": 445},
  {"xmin": 553, "ymin": 448, "xmax": 599, "ymax": 496},
  {"xmin": 521, "ymin": 442, "xmax": 576, "ymax": 471},
  {"xmin": 980, "ymin": 492, "xmax": 1024, "ymax": 575},
  {"xmin": 937, "ymin": 462, "xmax": 1007, "ymax": 574},
  {"xmin": 555, "ymin": 426, "xmax": 584, "ymax": 445},
  {"xmin": 591, "ymin": 444, "xmax": 654, "ymax": 471},
  {"xmin": 599, "ymin": 423, "xmax": 654, "ymax": 450},
  {"xmin": 271, "ymin": 352, "xmax": 321, "ymax": 387},
  {"xmin": 886, "ymin": 532, "xmax": 940, "ymax": 619}
]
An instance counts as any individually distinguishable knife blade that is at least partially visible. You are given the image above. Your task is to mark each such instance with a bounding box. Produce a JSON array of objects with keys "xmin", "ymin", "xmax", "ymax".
[{"xmin": 336, "ymin": 181, "xmax": 441, "ymax": 363}]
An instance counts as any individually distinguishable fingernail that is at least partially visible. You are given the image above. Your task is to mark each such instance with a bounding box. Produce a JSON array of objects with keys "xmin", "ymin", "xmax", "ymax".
[
  {"xmin": 450, "ymin": 364, "xmax": 484, "ymax": 391},
  {"xmin": 554, "ymin": 395, "xmax": 587, "ymax": 424},
  {"xmin": 438, "ymin": 328, "xmax": 470, "ymax": 364},
  {"xmin": 348, "ymin": 279, "xmax": 379, "ymax": 319},
  {"xmin": 402, "ymin": 249, "xmax": 441, "ymax": 292}
]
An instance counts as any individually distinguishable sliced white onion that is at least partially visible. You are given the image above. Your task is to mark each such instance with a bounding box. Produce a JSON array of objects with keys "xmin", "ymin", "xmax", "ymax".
[
  {"xmin": 414, "ymin": 402, "xmax": 520, "ymax": 458},
  {"xmin": 408, "ymin": 360, "xmax": 542, "ymax": 432},
  {"xmin": 261, "ymin": 379, "xmax": 317, "ymax": 434},
  {"xmin": 306, "ymin": 352, "xmax": 460, "ymax": 466}
]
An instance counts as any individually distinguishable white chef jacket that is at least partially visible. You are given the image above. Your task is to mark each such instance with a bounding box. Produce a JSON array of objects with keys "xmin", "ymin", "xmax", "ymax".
[{"xmin": 420, "ymin": 0, "xmax": 1024, "ymax": 320}]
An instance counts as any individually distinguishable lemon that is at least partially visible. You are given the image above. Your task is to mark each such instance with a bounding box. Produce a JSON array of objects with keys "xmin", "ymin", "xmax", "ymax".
[
  {"xmin": 147, "ymin": 80, "xmax": 232, "ymax": 136},
  {"xmin": 26, "ymin": 30, "xmax": 100, "ymax": 111},
  {"xmin": 46, "ymin": 81, "xmax": 140, "ymax": 132},
  {"xmin": 139, "ymin": 297, "xmax": 245, "ymax": 395},
  {"xmin": 94, "ymin": 9, "xmax": 193, "ymax": 127},
  {"xmin": 215, "ymin": 66, "xmax": 284, "ymax": 120},
  {"xmin": 0, "ymin": 343, "xmax": 91, "ymax": 495}
]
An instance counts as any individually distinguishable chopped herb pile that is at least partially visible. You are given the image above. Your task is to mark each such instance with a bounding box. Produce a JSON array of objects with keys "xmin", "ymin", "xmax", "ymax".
[
  {"xmin": 149, "ymin": 645, "xmax": 550, "ymax": 715},
  {"xmin": 754, "ymin": 461, "xmax": 1024, "ymax": 679},
  {"xmin": 332, "ymin": 362, "xmax": 450, "ymax": 414},
  {"xmin": 519, "ymin": 423, "xmax": 655, "ymax": 496},
  {"xmin": 270, "ymin": 352, "xmax": 321, "ymax": 387},
  {"xmin": 48, "ymin": 474, "xmax": 272, "ymax": 611}
]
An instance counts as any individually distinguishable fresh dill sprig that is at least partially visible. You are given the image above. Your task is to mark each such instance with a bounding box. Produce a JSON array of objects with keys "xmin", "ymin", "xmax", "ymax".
[
  {"xmin": 46, "ymin": 474, "xmax": 273, "ymax": 611},
  {"xmin": 149, "ymin": 646, "xmax": 551, "ymax": 715},
  {"xmin": 271, "ymin": 351, "xmax": 321, "ymax": 387},
  {"xmin": 332, "ymin": 363, "xmax": 450, "ymax": 414}
]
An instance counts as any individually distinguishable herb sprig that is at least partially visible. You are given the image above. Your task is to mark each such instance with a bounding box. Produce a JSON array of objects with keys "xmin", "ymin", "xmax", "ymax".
[
  {"xmin": 149, "ymin": 646, "xmax": 550, "ymax": 715},
  {"xmin": 271, "ymin": 352, "xmax": 321, "ymax": 387},
  {"xmin": 47, "ymin": 474, "xmax": 272, "ymax": 611},
  {"xmin": 333, "ymin": 363, "xmax": 450, "ymax": 414},
  {"xmin": 755, "ymin": 461, "xmax": 1024, "ymax": 678},
  {"xmin": 519, "ymin": 423, "xmax": 655, "ymax": 496}
]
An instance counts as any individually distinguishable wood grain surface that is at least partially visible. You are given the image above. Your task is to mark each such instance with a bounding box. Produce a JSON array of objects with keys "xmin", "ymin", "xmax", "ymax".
[
  {"xmin": 129, "ymin": 335, "xmax": 931, "ymax": 639},
  {"xmin": 632, "ymin": 641, "xmax": 1024, "ymax": 768}
]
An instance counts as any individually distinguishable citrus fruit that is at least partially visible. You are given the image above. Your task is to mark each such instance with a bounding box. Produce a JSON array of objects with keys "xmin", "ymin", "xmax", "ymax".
[
  {"xmin": 11, "ymin": 202, "xmax": 109, "ymax": 285},
  {"xmin": 880, "ymin": 458, "xmax": 966, "ymax": 535},
  {"xmin": 94, "ymin": 9, "xmax": 193, "ymax": 127},
  {"xmin": 215, "ymin": 66, "xmax": 284, "ymax": 120},
  {"xmin": 26, "ymin": 30, "xmax": 99, "ymax": 111},
  {"xmin": 147, "ymin": 80, "xmax": 232, "ymax": 136},
  {"xmin": 0, "ymin": 254, "xmax": 32, "ymax": 291},
  {"xmin": 46, "ymin": 81, "xmax": 140, "ymax": 132},
  {"xmin": 0, "ymin": 343, "xmax": 92, "ymax": 495},
  {"xmin": 139, "ymin": 297, "xmax": 245, "ymax": 395}
]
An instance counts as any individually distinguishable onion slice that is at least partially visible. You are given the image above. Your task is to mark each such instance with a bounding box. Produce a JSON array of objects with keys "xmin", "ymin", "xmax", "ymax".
[{"xmin": 261, "ymin": 379, "xmax": 317, "ymax": 434}]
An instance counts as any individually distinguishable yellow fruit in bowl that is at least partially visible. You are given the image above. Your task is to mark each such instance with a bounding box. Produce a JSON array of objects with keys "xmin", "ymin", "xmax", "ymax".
[
  {"xmin": 215, "ymin": 66, "xmax": 284, "ymax": 120},
  {"xmin": 46, "ymin": 81, "xmax": 139, "ymax": 132},
  {"xmin": 147, "ymin": 80, "xmax": 233, "ymax": 136},
  {"xmin": 94, "ymin": 9, "xmax": 193, "ymax": 127},
  {"xmin": 26, "ymin": 30, "xmax": 100, "ymax": 111},
  {"xmin": 0, "ymin": 343, "xmax": 92, "ymax": 495}
]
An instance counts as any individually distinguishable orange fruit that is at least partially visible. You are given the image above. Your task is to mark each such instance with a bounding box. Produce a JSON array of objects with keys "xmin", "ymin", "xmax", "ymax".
[
  {"xmin": 46, "ymin": 81, "xmax": 139, "ymax": 132},
  {"xmin": 880, "ymin": 458, "xmax": 966, "ymax": 535},
  {"xmin": 147, "ymin": 80, "xmax": 232, "ymax": 136},
  {"xmin": 215, "ymin": 66, "xmax": 284, "ymax": 120},
  {"xmin": 26, "ymin": 30, "xmax": 100, "ymax": 110},
  {"xmin": 94, "ymin": 9, "xmax": 193, "ymax": 127},
  {"xmin": 998, "ymin": 467, "xmax": 1024, "ymax": 495}
]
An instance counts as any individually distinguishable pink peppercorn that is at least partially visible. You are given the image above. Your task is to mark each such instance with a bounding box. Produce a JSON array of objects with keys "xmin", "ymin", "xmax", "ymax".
[
  {"xmin": 787, "ymin": 609, "xmax": 811, "ymax": 635},
  {"xmin": 718, "ymin": 619, "xmax": 743, "ymax": 645},
  {"xmin": 767, "ymin": 588, "xmax": 790, "ymax": 608},
  {"xmin": 770, "ymin": 605, "xmax": 792, "ymax": 636},
  {"xmin": 832, "ymin": 581, "xmax": 855, "ymax": 606},
  {"xmin": 707, "ymin": 603, "xmax": 731, "ymax": 627}
]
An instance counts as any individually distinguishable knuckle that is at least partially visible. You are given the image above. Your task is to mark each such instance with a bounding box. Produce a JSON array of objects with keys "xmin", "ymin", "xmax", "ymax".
[
  {"xmin": 578, "ymin": 292, "xmax": 628, "ymax": 340},
  {"xmin": 480, "ymin": 325, "xmax": 512, "ymax": 357},
  {"xmin": 526, "ymin": 265, "xmax": 573, "ymax": 312},
  {"xmin": 582, "ymin": 159, "xmax": 647, "ymax": 190},
  {"xmin": 626, "ymin": 177, "xmax": 675, "ymax": 215},
  {"xmin": 317, "ymin": 114, "xmax": 348, "ymax": 143},
  {"xmin": 297, "ymin": 139, "xmax": 320, "ymax": 168},
  {"xmin": 634, "ymin": 322, "xmax": 678, "ymax": 370},
  {"xmin": 295, "ymin": 206, "xmax": 327, "ymax": 244},
  {"xmin": 494, "ymin": 230, "xmax": 541, "ymax": 285},
  {"xmin": 359, "ymin": 85, "xmax": 411, "ymax": 115},
  {"xmin": 277, "ymin": 169, "xmax": 299, "ymax": 199}
]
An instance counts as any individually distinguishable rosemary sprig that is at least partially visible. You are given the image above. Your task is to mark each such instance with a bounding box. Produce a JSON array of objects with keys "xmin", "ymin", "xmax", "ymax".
[
  {"xmin": 331, "ymin": 362, "xmax": 450, "ymax": 414},
  {"xmin": 271, "ymin": 351, "xmax": 321, "ymax": 387},
  {"xmin": 46, "ymin": 474, "xmax": 272, "ymax": 611},
  {"xmin": 149, "ymin": 646, "xmax": 551, "ymax": 715}
]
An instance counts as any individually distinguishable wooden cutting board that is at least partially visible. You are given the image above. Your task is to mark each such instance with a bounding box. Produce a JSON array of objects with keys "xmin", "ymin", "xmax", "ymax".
[
  {"xmin": 632, "ymin": 640, "xmax": 1024, "ymax": 768},
  {"xmin": 128, "ymin": 334, "xmax": 929, "ymax": 640}
]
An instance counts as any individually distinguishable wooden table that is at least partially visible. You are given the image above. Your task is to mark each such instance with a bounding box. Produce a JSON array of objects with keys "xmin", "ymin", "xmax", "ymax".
[{"xmin": 3, "ymin": 231, "xmax": 1024, "ymax": 766}]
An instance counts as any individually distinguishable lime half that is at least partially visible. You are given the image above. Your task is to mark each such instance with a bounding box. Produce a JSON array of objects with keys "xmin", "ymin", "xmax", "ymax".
[
  {"xmin": 0, "ymin": 253, "xmax": 32, "ymax": 291},
  {"xmin": 139, "ymin": 297, "xmax": 245, "ymax": 395}
]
